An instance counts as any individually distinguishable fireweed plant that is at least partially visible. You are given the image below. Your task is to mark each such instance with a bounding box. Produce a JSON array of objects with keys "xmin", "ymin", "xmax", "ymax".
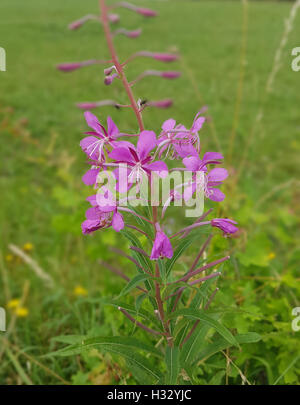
[{"xmin": 55, "ymin": 1, "xmax": 260, "ymax": 384}]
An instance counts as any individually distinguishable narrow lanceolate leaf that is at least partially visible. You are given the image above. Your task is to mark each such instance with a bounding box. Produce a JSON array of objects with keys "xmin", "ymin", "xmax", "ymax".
[
  {"xmin": 169, "ymin": 308, "xmax": 239, "ymax": 347},
  {"xmin": 180, "ymin": 322, "xmax": 212, "ymax": 366},
  {"xmin": 104, "ymin": 299, "xmax": 160, "ymax": 326},
  {"xmin": 121, "ymin": 230, "xmax": 153, "ymax": 273},
  {"xmin": 165, "ymin": 346, "xmax": 180, "ymax": 385},
  {"xmin": 118, "ymin": 273, "xmax": 153, "ymax": 297},
  {"xmin": 195, "ymin": 332, "xmax": 261, "ymax": 363},
  {"xmin": 166, "ymin": 234, "xmax": 199, "ymax": 276},
  {"xmin": 49, "ymin": 336, "xmax": 163, "ymax": 359}
]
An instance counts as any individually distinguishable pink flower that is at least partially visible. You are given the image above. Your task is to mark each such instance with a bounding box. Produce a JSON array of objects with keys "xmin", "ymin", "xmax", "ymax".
[
  {"xmin": 81, "ymin": 206, "xmax": 110, "ymax": 234},
  {"xmin": 150, "ymin": 224, "xmax": 173, "ymax": 260},
  {"xmin": 109, "ymin": 130, "xmax": 168, "ymax": 183},
  {"xmin": 157, "ymin": 119, "xmax": 198, "ymax": 159},
  {"xmin": 94, "ymin": 189, "xmax": 125, "ymax": 232},
  {"xmin": 211, "ymin": 218, "xmax": 238, "ymax": 236},
  {"xmin": 80, "ymin": 111, "xmax": 129, "ymax": 162},
  {"xmin": 182, "ymin": 154, "xmax": 228, "ymax": 202}
]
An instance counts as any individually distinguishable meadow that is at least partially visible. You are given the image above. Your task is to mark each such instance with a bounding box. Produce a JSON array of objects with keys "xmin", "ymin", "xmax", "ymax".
[{"xmin": 0, "ymin": 0, "xmax": 299, "ymax": 385}]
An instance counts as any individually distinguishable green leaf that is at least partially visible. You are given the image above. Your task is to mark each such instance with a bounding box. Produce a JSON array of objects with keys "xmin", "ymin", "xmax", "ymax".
[
  {"xmin": 118, "ymin": 273, "xmax": 153, "ymax": 297},
  {"xmin": 180, "ymin": 322, "xmax": 212, "ymax": 366},
  {"xmin": 49, "ymin": 336, "xmax": 163, "ymax": 359},
  {"xmin": 166, "ymin": 234, "xmax": 199, "ymax": 276},
  {"xmin": 196, "ymin": 332, "xmax": 261, "ymax": 363},
  {"xmin": 121, "ymin": 230, "xmax": 153, "ymax": 273},
  {"xmin": 165, "ymin": 346, "xmax": 180, "ymax": 384},
  {"xmin": 51, "ymin": 335, "xmax": 86, "ymax": 345},
  {"xmin": 104, "ymin": 299, "xmax": 160, "ymax": 326},
  {"xmin": 169, "ymin": 308, "xmax": 239, "ymax": 347}
]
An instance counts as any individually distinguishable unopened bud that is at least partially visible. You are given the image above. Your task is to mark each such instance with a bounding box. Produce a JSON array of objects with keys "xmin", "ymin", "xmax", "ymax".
[
  {"xmin": 104, "ymin": 73, "xmax": 119, "ymax": 85},
  {"xmin": 160, "ymin": 71, "xmax": 181, "ymax": 79},
  {"xmin": 108, "ymin": 13, "xmax": 120, "ymax": 24},
  {"xmin": 136, "ymin": 7, "xmax": 157, "ymax": 17},
  {"xmin": 57, "ymin": 62, "xmax": 82, "ymax": 72},
  {"xmin": 153, "ymin": 53, "xmax": 179, "ymax": 63}
]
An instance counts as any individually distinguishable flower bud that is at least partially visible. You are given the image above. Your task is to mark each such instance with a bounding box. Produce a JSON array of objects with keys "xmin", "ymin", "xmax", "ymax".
[
  {"xmin": 104, "ymin": 73, "xmax": 119, "ymax": 86},
  {"xmin": 104, "ymin": 66, "xmax": 116, "ymax": 76},
  {"xmin": 160, "ymin": 71, "xmax": 181, "ymax": 79},
  {"xmin": 68, "ymin": 15, "xmax": 96, "ymax": 30},
  {"xmin": 147, "ymin": 99, "xmax": 173, "ymax": 109},
  {"xmin": 76, "ymin": 102, "xmax": 99, "ymax": 110},
  {"xmin": 57, "ymin": 62, "xmax": 82, "ymax": 72},
  {"xmin": 136, "ymin": 7, "xmax": 157, "ymax": 17},
  {"xmin": 108, "ymin": 13, "xmax": 120, "ymax": 24},
  {"xmin": 153, "ymin": 53, "xmax": 179, "ymax": 63}
]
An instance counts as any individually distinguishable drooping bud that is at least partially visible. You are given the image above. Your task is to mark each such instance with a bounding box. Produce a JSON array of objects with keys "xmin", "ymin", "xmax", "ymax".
[
  {"xmin": 146, "ymin": 99, "xmax": 173, "ymax": 109},
  {"xmin": 136, "ymin": 7, "xmax": 158, "ymax": 17},
  {"xmin": 136, "ymin": 51, "xmax": 179, "ymax": 63},
  {"xmin": 68, "ymin": 14, "xmax": 97, "ymax": 30},
  {"xmin": 104, "ymin": 73, "xmax": 119, "ymax": 86},
  {"xmin": 114, "ymin": 28, "xmax": 142, "ymax": 38},
  {"xmin": 76, "ymin": 102, "xmax": 100, "ymax": 110},
  {"xmin": 57, "ymin": 62, "xmax": 83, "ymax": 72},
  {"xmin": 130, "ymin": 70, "xmax": 181, "ymax": 86},
  {"xmin": 104, "ymin": 65, "xmax": 117, "ymax": 76},
  {"xmin": 118, "ymin": 2, "xmax": 157, "ymax": 18},
  {"xmin": 160, "ymin": 71, "xmax": 181, "ymax": 79},
  {"xmin": 57, "ymin": 59, "xmax": 111, "ymax": 73},
  {"xmin": 153, "ymin": 53, "xmax": 179, "ymax": 62},
  {"xmin": 108, "ymin": 13, "xmax": 120, "ymax": 24}
]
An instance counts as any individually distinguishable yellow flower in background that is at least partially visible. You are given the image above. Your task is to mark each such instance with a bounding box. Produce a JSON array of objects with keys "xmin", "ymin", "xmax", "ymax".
[
  {"xmin": 268, "ymin": 252, "xmax": 276, "ymax": 260},
  {"xmin": 15, "ymin": 307, "xmax": 29, "ymax": 318},
  {"xmin": 7, "ymin": 298, "xmax": 20, "ymax": 309},
  {"xmin": 23, "ymin": 242, "xmax": 34, "ymax": 252},
  {"xmin": 73, "ymin": 285, "xmax": 88, "ymax": 297},
  {"xmin": 5, "ymin": 254, "xmax": 14, "ymax": 263}
]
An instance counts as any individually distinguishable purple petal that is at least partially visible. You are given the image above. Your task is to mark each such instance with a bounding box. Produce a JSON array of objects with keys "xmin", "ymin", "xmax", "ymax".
[
  {"xmin": 81, "ymin": 219, "xmax": 101, "ymax": 234},
  {"xmin": 173, "ymin": 143, "xmax": 198, "ymax": 158},
  {"xmin": 137, "ymin": 130, "xmax": 157, "ymax": 160},
  {"xmin": 207, "ymin": 188, "xmax": 225, "ymax": 202},
  {"xmin": 162, "ymin": 118, "xmax": 176, "ymax": 132},
  {"xmin": 208, "ymin": 168, "xmax": 228, "ymax": 182},
  {"xmin": 191, "ymin": 116, "xmax": 205, "ymax": 132},
  {"xmin": 85, "ymin": 206, "xmax": 100, "ymax": 220},
  {"xmin": 162, "ymin": 235, "xmax": 173, "ymax": 259},
  {"xmin": 86, "ymin": 195, "xmax": 97, "ymax": 206},
  {"xmin": 112, "ymin": 211, "xmax": 124, "ymax": 232},
  {"xmin": 183, "ymin": 156, "xmax": 201, "ymax": 171},
  {"xmin": 84, "ymin": 111, "xmax": 103, "ymax": 134},
  {"xmin": 109, "ymin": 146, "xmax": 134, "ymax": 163},
  {"xmin": 203, "ymin": 152, "xmax": 223, "ymax": 162},
  {"xmin": 82, "ymin": 168, "xmax": 100, "ymax": 186},
  {"xmin": 144, "ymin": 160, "xmax": 168, "ymax": 177},
  {"xmin": 107, "ymin": 116, "xmax": 119, "ymax": 138}
]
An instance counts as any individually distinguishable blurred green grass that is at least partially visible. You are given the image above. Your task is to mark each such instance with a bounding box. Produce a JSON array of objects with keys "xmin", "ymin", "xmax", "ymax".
[{"xmin": 0, "ymin": 0, "xmax": 299, "ymax": 384}]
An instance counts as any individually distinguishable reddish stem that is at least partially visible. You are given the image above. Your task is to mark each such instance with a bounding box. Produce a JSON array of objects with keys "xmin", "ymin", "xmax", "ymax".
[{"xmin": 99, "ymin": 0, "xmax": 144, "ymax": 131}]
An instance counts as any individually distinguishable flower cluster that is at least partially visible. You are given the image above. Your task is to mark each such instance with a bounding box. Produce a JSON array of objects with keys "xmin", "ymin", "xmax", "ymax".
[{"xmin": 80, "ymin": 110, "xmax": 238, "ymax": 260}]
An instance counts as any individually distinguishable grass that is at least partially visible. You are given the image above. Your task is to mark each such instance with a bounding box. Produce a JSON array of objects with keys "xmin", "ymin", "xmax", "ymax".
[{"xmin": 0, "ymin": 0, "xmax": 299, "ymax": 384}]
